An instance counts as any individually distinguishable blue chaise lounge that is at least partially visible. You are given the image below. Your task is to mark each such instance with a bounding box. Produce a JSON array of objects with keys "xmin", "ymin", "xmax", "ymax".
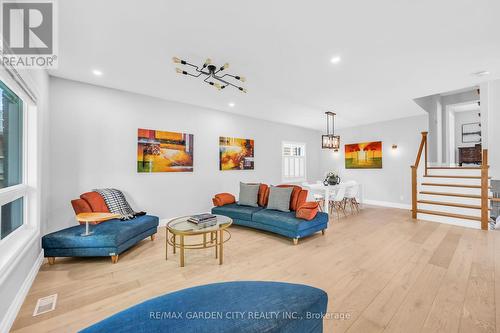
[{"xmin": 42, "ymin": 192, "xmax": 159, "ymax": 264}]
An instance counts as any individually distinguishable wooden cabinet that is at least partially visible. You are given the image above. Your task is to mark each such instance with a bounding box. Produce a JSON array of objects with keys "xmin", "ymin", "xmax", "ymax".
[{"xmin": 458, "ymin": 145, "xmax": 481, "ymax": 166}]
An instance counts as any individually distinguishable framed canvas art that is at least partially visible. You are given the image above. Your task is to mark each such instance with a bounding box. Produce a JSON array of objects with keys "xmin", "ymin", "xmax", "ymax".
[
  {"xmin": 345, "ymin": 141, "xmax": 382, "ymax": 169},
  {"xmin": 462, "ymin": 122, "xmax": 481, "ymax": 143},
  {"xmin": 137, "ymin": 128, "xmax": 194, "ymax": 172},
  {"xmin": 219, "ymin": 136, "xmax": 254, "ymax": 170}
]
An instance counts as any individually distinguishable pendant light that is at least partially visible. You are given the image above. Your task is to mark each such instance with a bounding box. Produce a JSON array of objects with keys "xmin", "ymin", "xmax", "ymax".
[{"xmin": 322, "ymin": 111, "xmax": 340, "ymax": 151}]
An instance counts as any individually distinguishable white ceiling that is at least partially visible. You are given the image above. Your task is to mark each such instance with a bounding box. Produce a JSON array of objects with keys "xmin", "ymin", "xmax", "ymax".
[{"xmin": 50, "ymin": 0, "xmax": 500, "ymax": 130}]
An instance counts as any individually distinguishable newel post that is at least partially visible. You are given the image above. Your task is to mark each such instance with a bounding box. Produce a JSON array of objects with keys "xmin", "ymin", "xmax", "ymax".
[
  {"xmin": 422, "ymin": 132, "xmax": 428, "ymax": 176},
  {"xmin": 411, "ymin": 166, "xmax": 417, "ymax": 219},
  {"xmin": 481, "ymin": 149, "xmax": 489, "ymax": 230}
]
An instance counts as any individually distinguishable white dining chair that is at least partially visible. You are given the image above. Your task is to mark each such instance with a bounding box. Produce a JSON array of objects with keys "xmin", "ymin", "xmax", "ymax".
[
  {"xmin": 343, "ymin": 181, "xmax": 360, "ymax": 213},
  {"xmin": 302, "ymin": 182, "xmax": 325, "ymax": 212},
  {"xmin": 329, "ymin": 185, "xmax": 346, "ymax": 219}
]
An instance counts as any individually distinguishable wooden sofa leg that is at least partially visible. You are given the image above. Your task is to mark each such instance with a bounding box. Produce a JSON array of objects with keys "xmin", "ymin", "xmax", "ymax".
[
  {"xmin": 111, "ymin": 255, "xmax": 119, "ymax": 264},
  {"xmin": 150, "ymin": 234, "xmax": 156, "ymax": 241},
  {"xmin": 322, "ymin": 229, "xmax": 325, "ymax": 235},
  {"xmin": 47, "ymin": 257, "xmax": 55, "ymax": 265},
  {"xmin": 293, "ymin": 238, "xmax": 298, "ymax": 245}
]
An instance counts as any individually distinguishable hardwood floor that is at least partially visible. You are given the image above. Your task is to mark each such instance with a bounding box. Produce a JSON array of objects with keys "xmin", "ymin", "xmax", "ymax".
[{"xmin": 11, "ymin": 206, "xmax": 500, "ymax": 333}]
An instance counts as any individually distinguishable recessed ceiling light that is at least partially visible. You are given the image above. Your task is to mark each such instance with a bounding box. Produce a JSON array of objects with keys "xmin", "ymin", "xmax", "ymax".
[
  {"xmin": 472, "ymin": 70, "xmax": 490, "ymax": 77},
  {"xmin": 330, "ymin": 56, "xmax": 341, "ymax": 64},
  {"xmin": 92, "ymin": 69, "xmax": 103, "ymax": 76},
  {"xmin": 228, "ymin": 102, "xmax": 235, "ymax": 107}
]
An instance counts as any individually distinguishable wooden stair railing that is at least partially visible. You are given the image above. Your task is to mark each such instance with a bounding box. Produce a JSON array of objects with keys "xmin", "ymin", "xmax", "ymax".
[
  {"xmin": 411, "ymin": 132, "xmax": 428, "ymax": 219},
  {"xmin": 411, "ymin": 130, "xmax": 490, "ymax": 230},
  {"xmin": 481, "ymin": 149, "xmax": 489, "ymax": 230}
]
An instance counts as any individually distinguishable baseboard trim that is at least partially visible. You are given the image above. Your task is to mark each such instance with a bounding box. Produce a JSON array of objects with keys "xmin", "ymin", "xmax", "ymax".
[
  {"xmin": 0, "ymin": 250, "xmax": 44, "ymax": 333},
  {"xmin": 363, "ymin": 200, "xmax": 411, "ymax": 210}
]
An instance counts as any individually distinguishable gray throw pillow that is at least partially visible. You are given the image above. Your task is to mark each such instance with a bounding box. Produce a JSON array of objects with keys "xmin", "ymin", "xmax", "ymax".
[
  {"xmin": 266, "ymin": 186, "xmax": 293, "ymax": 212},
  {"xmin": 237, "ymin": 182, "xmax": 260, "ymax": 207}
]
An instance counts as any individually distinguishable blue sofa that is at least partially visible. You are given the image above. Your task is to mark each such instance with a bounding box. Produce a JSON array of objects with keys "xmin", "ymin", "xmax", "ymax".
[
  {"xmin": 80, "ymin": 281, "xmax": 328, "ymax": 333},
  {"xmin": 42, "ymin": 215, "xmax": 159, "ymax": 264},
  {"xmin": 212, "ymin": 204, "xmax": 328, "ymax": 244}
]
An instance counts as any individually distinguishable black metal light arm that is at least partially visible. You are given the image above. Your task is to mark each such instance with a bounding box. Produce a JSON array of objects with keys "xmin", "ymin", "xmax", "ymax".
[
  {"xmin": 214, "ymin": 77, "xmax": 246, "ymax": 92},
  {"xmin": 172, "ymin": 56, "xmax": 246, "ymax": 92}
]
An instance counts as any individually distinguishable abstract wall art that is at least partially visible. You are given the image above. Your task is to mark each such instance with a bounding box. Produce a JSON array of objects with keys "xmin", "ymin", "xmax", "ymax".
[
  {"xmin": 345, "ymin": 141, "xmax": 382, "ymax": 169},
  {"xmin": 219, "ymin": 136, "xmax": 254, "ymax": 170},
  {"xmin": 137, "ymin": 128, "xmax": 194, "ymax": 172}
]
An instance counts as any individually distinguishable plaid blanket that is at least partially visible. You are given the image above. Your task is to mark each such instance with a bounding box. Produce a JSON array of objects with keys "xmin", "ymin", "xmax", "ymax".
[{"xmin": 94, "ymin": 188, "xmax": 135, "ymax": 220}]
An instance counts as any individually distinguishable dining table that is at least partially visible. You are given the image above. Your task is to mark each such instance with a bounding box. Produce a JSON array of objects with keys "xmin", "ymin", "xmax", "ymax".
[{"xmin": 304, "ymin": 182, "xmax": 363, "ymax": 213}]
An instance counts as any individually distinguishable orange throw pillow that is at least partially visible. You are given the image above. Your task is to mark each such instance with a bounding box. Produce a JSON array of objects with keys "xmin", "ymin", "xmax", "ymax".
[
  {"xmin": 71, "ymin": 199, "xmax": 92, "ymax": 215},
  {"xmin": 213, "ymin": 193, "xmax": 236, "ymax": 207},
  {"xmin": 296, "ymin": 202, "xmax": 319, "ymax": 221},
  {"xmin": 80, "ymin": 192, "xmax": 110, "ymax": 213},
  {"xmin": 258, "ymin": 184, "xmax": 269, "ymax": 207}
]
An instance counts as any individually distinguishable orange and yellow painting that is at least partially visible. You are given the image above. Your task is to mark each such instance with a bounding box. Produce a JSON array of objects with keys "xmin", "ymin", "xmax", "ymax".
[
  {"xmin": 137, "ymin": 128, "xmax": 193, "ymax": 172},
  {"xmin": 345, "ymin": 141, "xmax": 382, "ymax": 169},
  {"xmin": 219, "ymin": 136, "xmax": 254, "ymax": 170}
]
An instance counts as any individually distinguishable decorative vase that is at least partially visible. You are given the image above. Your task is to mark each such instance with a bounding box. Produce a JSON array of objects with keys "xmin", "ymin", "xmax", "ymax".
[{"xmin": 324, "ymin": 173, "xmax": 340, "ymax": 185}]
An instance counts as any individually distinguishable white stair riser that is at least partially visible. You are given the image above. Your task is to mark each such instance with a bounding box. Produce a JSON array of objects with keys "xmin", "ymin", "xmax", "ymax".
[
  {"xmin": 418, "ymin": 194, "xmax": 482, "ymax": 206},
  {"xmin": 419, "ymin": 177, "xmax": 486, "ymax": 186},
  {"xmin": 417, "ymin": 213, "xmax": 480, "ymax": 229},
  {"xmin": 426, "ymin": 169, "xmax": 482, "ymax": 176},
  {"xmin": 417, "ymin": 203, "xmax": 481, "ymax": 217}
]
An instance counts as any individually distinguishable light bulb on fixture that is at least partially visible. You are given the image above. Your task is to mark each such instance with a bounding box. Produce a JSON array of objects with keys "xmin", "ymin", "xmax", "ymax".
[
  {"xmin": 221, "ymin": 63, "xmax": 230, "ymax": 70},
  {"xmin": 175, "ymin": 68, "xmax": 183, "ymax": 74},
  {"xmin": 235, "ymin": 76, "xmax": 246, "ymax": 82},
  {"xmin": 172, "ymin": 57, "xmax": 182, "ymax": 64},
  {"xmin": 330, "ymin": 56, "xmax": 341, "ymax": 64},
  {"xmin": 203, "ymin": 58, "xmax": 212, "ymax": 68},
  {"xmin": 214, "ymin": 82, "xmax": 222, "ymax": 90}
]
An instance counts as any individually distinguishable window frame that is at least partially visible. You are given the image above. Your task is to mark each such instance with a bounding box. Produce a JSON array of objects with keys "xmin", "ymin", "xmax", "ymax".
[
  {"xmin": 0, "ymin": 69, "xmax": 40, "ymax": 279},
  {"xmin": 281, "ymin": 141, "xmax": 307, "ymax": 183}
]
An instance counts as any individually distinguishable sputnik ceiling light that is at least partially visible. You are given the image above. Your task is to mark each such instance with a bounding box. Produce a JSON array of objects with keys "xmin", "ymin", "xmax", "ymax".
[
  {"xmin": 172, "ymin": 57, "xmax": 247, "ymax": 93},
  {"xmin": 322, "ymin": 111, "xmax": 340, "ymax": 151}
]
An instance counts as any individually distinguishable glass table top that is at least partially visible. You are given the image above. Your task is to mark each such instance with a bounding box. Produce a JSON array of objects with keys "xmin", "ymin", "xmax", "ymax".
[{"xmin": 167, "ymin": 214, "xmax": 232, "ymax": 234}]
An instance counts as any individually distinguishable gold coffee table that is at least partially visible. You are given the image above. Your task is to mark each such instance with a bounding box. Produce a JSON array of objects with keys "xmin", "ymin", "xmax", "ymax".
[{"xmin": 165, "ymin": 215, "xmax": 232, "ymax": 267}]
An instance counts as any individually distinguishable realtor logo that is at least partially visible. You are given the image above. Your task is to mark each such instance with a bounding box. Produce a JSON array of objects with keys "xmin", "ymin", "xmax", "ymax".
[{"xmin": 1, "ymin": 0, "xmax": 58, "ymax": 68}]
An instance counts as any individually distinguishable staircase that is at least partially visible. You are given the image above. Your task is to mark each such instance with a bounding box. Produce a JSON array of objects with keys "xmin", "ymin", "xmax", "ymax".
[{"xmin": 411, "ymin": 132, "xmax": 493, "ymax": 230}]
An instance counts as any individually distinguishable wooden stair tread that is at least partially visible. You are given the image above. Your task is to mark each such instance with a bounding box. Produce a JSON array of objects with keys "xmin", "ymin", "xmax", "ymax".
[
  {"xmin": 417, "ymin": 209, "xmax": 481, "ymax": 221},
  {"xmin": 417, "ymin": 200, "xmax": 490, "ymax": 210},
  {"xmin": 423, "ymin": 175, "xmax": 486, "ymax": 179},
  {"xmin": 421, "ymin": 183, "xmax": 483, "ymax": 189},
  {"xmin": 427, "ymin": 166, "xmax": 482, "ymax": 169},
  {"xmin": 419, "ymin": 191, "xmax": 494, "ymax": 200}
]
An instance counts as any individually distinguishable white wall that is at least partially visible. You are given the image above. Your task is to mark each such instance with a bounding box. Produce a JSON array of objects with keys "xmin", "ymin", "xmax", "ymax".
[
  {"xmin": 47, "ymin": 77, "xmax": 322, "ymax": 232},
  {"xmin": 414, "ymin": 89, "xmax": 479, "ymax": 164},
  {"xmin": 414, "ymin": 95, "xmax": 440, "ymax": 163},
  {"xmin": 484, "ymin": 79, "xmax": 500, "ymax": 179},
  {"xmin": 320, "ymin": 115, "xmax": 428, "ymax": 207}
]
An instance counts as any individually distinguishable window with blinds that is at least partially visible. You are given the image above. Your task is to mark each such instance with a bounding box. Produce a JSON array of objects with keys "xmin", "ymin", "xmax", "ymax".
[{"xmin": 282, "ymin": 142, "xmax": 306, "ymax": 182}]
